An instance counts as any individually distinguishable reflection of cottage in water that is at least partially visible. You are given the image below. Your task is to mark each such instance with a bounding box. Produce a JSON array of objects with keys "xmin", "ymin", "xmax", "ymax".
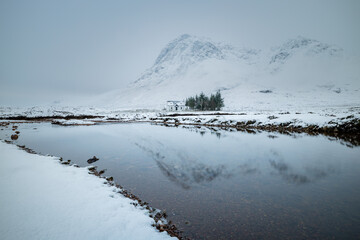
[{"xmin": 166, "ymin": 100, "xmax": 186, "ymax": 111}]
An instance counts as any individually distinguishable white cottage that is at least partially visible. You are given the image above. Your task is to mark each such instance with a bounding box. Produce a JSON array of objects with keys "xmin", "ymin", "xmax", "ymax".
[{"xmin": 166, "ymin": 101, "xmax": 186, "ymax": 111}]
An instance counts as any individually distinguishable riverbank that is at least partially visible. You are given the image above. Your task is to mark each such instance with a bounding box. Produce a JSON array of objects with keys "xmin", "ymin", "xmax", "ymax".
[
  {"xmin": 0, "ymin": 141, "xmax": 175, "ymax": 240},
  {"xmin": 1, "ymin": 107, "xmax": 359, "ymax": 146}
]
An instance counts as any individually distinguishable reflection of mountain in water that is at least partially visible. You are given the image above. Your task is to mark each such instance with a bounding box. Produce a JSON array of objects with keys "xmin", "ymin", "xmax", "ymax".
[
  {"xmin": 268, "ymin": 151, "xmax": 336, "ymax": 184},
  {"xmin": 134, "ymin": 130, "xmax": 338, "ymax": 188},
  {"xmin": 157, "ymin": 161, "xmax": 228, "ymax": 189},
  {"xmin": 135, "ymin": 143, "xmax": 231, "ymax": 189}
]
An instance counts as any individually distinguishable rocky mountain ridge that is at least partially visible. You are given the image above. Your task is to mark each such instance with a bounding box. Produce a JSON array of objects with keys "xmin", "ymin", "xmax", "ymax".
[{"xmin": 95, "ymin": 34, "xmax": 358, "ymax": 110}]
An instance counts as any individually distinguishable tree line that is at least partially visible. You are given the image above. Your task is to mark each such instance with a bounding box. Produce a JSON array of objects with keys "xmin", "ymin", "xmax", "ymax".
[{"xmin": 185, "ymin": 91, "xmax": 224, "ymax": 111}]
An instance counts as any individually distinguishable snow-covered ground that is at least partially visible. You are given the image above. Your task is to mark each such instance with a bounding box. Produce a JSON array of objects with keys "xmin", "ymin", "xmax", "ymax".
[
  {"xmin": 51, "ymin": 119, "xmax": 97, "ymax": 126},
  {"xmin": 0, "ymin": 141, "xmax": 172, "ymax": 240},
  {"xmin": 1, "ymin": 105, "xmax": 358, "ymax": 130},
  {"xmin": 153, "ymin": 108, "xmax": 360, "ymax": 128}
]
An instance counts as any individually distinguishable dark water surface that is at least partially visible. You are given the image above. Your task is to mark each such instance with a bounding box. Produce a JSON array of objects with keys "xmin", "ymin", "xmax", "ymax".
[{"xmin": 1, "ymin": 122, "xmax": 360, "ymax": 239}]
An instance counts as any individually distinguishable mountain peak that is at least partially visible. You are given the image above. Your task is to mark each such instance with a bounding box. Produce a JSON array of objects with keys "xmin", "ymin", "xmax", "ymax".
[
  {"xmin": 133, "ymin": 34, "xmax": 261, "ymax": 87},
  {"xmin": 106, "ymin": 34, "xmax": 358, "ymax": 110},
  {"xmin": 154, "ymin": 34, "xmax": 225, "ymax": 66},
  {"xmin": 133, "ymin": 34, "xmax": 346, "ymax": 90},
  {"xmin": 270, "ymin": 36, "xmax": 343, "ymax": 64},
  {"xmin": 176, "ymin": 33, "xmax": 192, "ymax": 41},
  {"xmin": 283, "ymin": 35, "xmax": 316, "ymax": 49}
]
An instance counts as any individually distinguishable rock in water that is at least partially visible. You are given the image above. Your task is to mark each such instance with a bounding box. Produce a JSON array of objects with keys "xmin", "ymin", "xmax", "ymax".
[
  {"xmin": 11, "ymin": 134, "xmax": 19, "ymax": 140},
  {"xmin": 87, "ymin": 156, "xmax": 99, "ymax": 164}
]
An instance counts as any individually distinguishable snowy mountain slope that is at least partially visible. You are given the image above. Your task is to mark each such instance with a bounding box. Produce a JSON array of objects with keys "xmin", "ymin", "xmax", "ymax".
[
  {"xmin": 269, "ymin": 36, "xmax": 343, "ymax": 66},
  {"xmin": 132, "ymin": 34, "xmax": 259, "ymax": 89},
  {"xmin": 94, "ymin": 34, "xmax": 360, "ymax": 111}
]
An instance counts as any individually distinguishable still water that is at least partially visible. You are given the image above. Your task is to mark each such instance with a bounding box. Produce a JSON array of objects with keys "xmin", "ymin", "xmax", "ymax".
[{"xmin": 1, "ymin": 122, "xmax": 360, "ymax": 239}]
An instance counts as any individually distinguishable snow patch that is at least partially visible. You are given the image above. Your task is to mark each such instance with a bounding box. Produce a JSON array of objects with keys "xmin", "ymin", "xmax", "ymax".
[{"xmin": 0, "ymin": 141, "xmax": 173, "ymax": 240}]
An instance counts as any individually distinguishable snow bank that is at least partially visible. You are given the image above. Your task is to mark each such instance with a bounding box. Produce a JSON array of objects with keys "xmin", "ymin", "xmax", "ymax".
[
  {"xmin": 152, "ymin": 109, "xmax": 360, "ymax": 128},
  {"xmin": 51, "ymin": 119, "xmax": 97, "ymax": 126},
  {"xmin": 0, "ymin": 142, "xmax": 172, "ymax": 240},
  {"xmin": 1, "ymin": 105, "xmax": 359, "ymax": 131}
]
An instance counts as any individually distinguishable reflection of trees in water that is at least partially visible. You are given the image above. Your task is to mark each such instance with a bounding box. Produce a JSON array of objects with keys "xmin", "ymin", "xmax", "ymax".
[{"xmin": 179, "ymin": 125, "xmax": 223, "ymax": 139}]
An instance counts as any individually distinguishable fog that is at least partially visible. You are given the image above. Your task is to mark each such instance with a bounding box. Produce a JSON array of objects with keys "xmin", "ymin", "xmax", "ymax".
[{"xmin": 1, "ymin": 0, "xmax": 359, "ymax": 106}]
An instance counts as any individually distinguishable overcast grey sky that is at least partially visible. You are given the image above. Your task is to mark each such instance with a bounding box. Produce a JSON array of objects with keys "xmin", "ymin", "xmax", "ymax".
[{"xmin": 1, "ymin": 0, "xmax": 359, "ymax": 105}]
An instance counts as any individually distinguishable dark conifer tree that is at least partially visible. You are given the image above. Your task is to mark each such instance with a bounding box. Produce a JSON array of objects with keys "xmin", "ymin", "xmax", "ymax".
[
  {"xmin": 214, "ymin": 90, "xmax": 224, "ymax": 110},
  {"xmin": 185, "ymin": 91, "xmax": 224, "ymax": 111},
  {"xmin": 209, "ymin": 94, "xmax": 216, "ymax": 110}
]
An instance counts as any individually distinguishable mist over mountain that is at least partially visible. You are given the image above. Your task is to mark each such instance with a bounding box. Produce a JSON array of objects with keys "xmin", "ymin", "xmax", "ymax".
[{"xmin": 95, "ymin": 34, "xmax": 359, "ymax": 111}]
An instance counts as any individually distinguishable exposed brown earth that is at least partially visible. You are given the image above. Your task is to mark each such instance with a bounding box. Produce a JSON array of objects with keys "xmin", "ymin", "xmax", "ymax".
[
  {"xmin": 161, "ymin": 112, "xmax": 245, "ymax": 117},
  {"xmin": 0, "ymin": 115, "xmax": 104, "ymax": 121}
]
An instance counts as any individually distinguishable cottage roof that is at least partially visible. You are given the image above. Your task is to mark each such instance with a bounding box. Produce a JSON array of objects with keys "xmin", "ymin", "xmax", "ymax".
[{"xmin": 167, "ymin": 100, "xmax": 184, "ymax": 106}]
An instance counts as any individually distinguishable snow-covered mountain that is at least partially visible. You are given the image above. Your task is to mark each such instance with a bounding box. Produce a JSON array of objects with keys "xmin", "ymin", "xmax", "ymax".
[
  {"xmin": 133, "ymin": 34, "xmax": 259, "ymax": 88},
  {"xmin": 95, "ymin": 34, "xmax": 360, "ymax": 111},
  {"xmin": 269, "ymin": 36, "xmax": 343, "ymax": 65}
]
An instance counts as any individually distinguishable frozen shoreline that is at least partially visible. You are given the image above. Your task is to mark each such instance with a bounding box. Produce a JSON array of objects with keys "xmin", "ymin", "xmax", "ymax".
[
  {"xmin": 1, "ymin": 105, "xmax": 359, "ymax": 149},
  {"xmin": 1, "ymin": 105, "xmax": 359, "ymax": 127},
  {"xmin": 1, "ymin": 106, "xmax": 359, "ymax": 144},
  {"xmin": 0, "ymin": 141, "xmax": 173, "ymax": 240}
]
